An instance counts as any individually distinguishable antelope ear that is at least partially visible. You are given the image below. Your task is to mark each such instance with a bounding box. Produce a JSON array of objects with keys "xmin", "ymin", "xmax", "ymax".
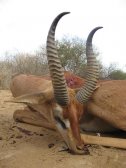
[{"xmin": 11, "ymin": 89, "xmax": 54, "ymax": 104}]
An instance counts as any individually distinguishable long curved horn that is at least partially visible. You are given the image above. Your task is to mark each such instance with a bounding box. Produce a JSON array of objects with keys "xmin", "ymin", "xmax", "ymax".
[
  {"xmin": 76, "ymin": 27, "xmax": 103, "ymax": 103},
  {"xmin": 46, "ymin": 12, "xmax": 70, "ymax": 106}
]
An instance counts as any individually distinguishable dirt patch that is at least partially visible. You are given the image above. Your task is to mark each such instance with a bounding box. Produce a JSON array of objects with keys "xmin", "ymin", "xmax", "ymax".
[{"xmin": 0, "ymin": 90, "xmax": 126, "ymax": 168}]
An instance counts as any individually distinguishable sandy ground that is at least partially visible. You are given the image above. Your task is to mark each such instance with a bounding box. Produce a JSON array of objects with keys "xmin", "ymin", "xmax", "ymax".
[{"xmin": 0, "ymin": 90, "xmax": 126, "ymax": 168}]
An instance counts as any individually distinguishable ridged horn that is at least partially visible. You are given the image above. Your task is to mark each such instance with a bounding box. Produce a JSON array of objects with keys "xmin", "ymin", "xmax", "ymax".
[
  {"xmin": 46, "ymin": 12, "xmax": 70, "ymax": 106},
  {"xmin": 76, "ymin": 27, "xmax": 103, "ymax": 103}
]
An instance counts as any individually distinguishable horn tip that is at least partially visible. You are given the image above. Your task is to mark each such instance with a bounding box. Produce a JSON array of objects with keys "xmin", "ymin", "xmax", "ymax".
[
  {"xmin": 95, "ymin": 26, "xmax": 103, "ymax": 31},
  {"xmin": 61, "ymin": 11, "xmax": 70, "ymax": 16},
  {"xmin": 98, "ymin": 26, "xmax": 103, "ymax": 29},
  {"xmin": 64, "ymin": 11, "xmax": 70, "ymax": 14}
]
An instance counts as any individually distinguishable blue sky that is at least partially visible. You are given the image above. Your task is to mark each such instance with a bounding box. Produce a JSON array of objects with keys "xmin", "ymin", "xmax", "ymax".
[{"xmin": 0, "ymin": 0, "xmax": 126, "ymax": 70}]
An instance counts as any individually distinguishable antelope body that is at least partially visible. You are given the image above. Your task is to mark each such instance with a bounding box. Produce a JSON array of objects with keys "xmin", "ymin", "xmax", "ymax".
[{"xmin": 10, "ymin": 12, "xmax": 126, "ymax": 154}]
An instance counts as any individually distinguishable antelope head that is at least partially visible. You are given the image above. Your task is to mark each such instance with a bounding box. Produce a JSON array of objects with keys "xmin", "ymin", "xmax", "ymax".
[
  {"xmin": 46, "ymin": 12, "xmax": 103, "ymax": 154},
  {"xmin": 11, "ymin": 12, "xmax": 102, "ymax": 154}
]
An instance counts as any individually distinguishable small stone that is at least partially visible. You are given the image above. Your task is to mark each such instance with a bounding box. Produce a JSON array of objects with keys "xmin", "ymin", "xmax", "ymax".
[
  {"xmin": 12, "ymin": 140, "xmax": 16, "ymax": 144},
  {"xmin": 16, "ymin": 135, "xmax": 23, "ymax": 139},
  {"xmin": 48, "ymin": 143, "xmax": 54, "ymax": 148},
  {"xmin": 10, "ymin": 134, "xmax": 15, "ymax": 138},
  {"xmin": 0, "ymin": 137, "xmax": 3, "ymax": 140}
]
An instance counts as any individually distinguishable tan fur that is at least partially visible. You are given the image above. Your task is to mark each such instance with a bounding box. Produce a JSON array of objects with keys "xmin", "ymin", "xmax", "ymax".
[
  {"xmin": 87, "ymin": 80, "xmax": 126, "ymax": 130},
  {"xmin": 10, "ymin": 74, "xmax": 52, "ymax": 97},
  {"xmin": 10, "ymin": 74, "xmax": 126, "ymax": 154}
]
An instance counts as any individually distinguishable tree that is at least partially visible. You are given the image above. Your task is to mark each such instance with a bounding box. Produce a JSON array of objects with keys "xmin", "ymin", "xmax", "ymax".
[
  {"xmin": 99, "ymin": 63, "xmax": 126, "ymax": 80},
  {"xmin": 109, "ymin": 70, "xmax": 126, "ymax": 80},
  {"xmin": 99, "ymin": 63, "xmax": 118, "ymax": 79},
  {"xmin": 56, "ymin": 36, "xmax": 99, "ymax": 77},
  {"xmin": 0, "ymin": 35, "xmax": 100, "ymax": 89}
]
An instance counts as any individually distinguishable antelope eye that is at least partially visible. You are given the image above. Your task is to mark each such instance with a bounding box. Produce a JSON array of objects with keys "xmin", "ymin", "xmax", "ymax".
[{"xmin": 54, "ymin": 116, "xmax": 67, "ymax": 129}]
